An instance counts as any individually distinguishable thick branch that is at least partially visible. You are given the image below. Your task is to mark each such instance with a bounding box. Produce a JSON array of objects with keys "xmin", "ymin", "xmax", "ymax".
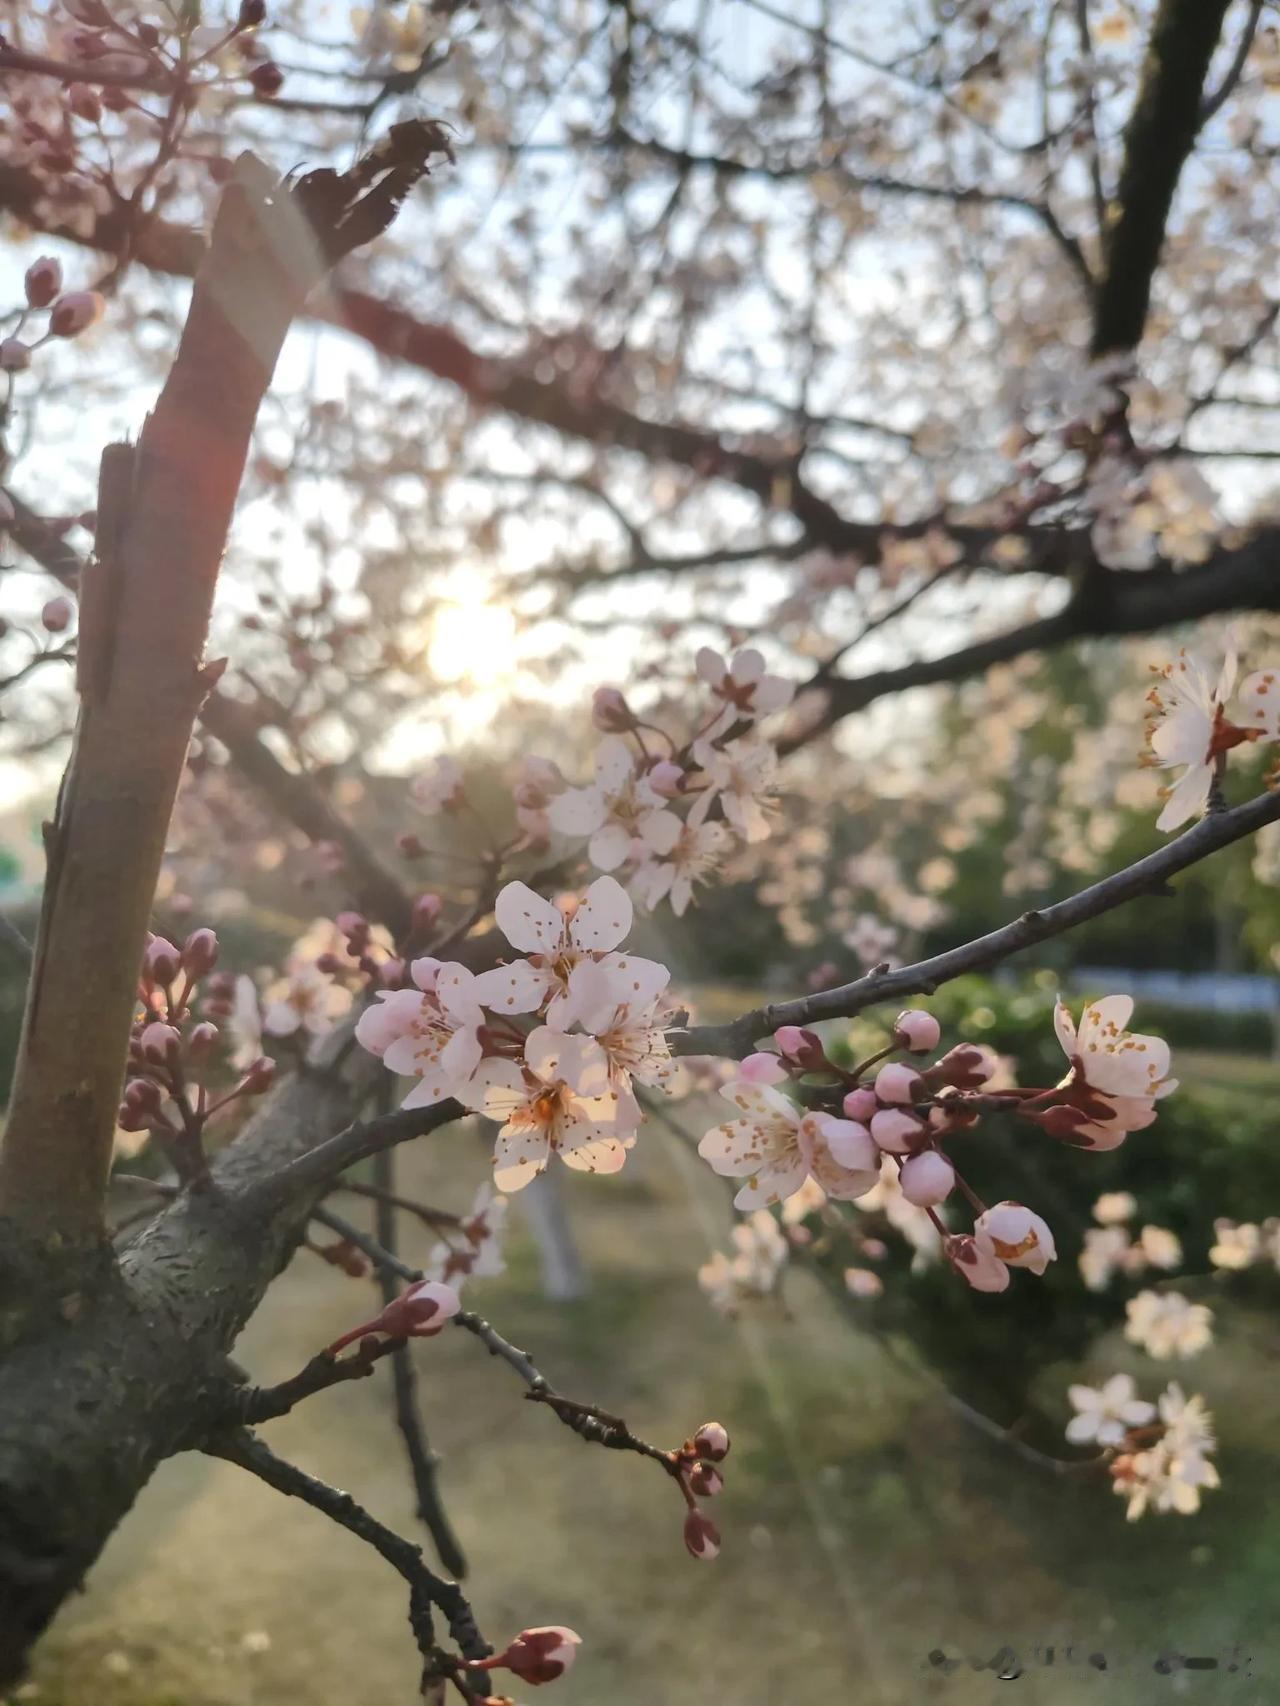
[
  {"xmin": 674, "ymin": 787, "xmax": 1280, "ymax": 1056},
  {"xmin": 1090, "ymin": 0, "xmax": 1232, "ymax": 355}
]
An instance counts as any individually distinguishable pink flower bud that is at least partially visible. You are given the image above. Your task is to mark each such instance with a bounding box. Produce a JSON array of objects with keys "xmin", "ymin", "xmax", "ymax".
[
  {"xmin": 646, "ymin": 759, "xmax": 685, "ymax": 798},
  {"xmin": 24, "ymin": 257, "xmax": 62, "ymax": 309},
  {"xmin": 841, "ymin": 1086, "xmax": 878, "ymax": 1122},
  {"xmin": 692, "ymin": 1421, "xmax": 730, "ymax": 1461},
  {"xmin": 143, "ymin": 935, "xmax": 180, "ymax": 984},
  {"xmin": 869, "ymin": 1107, "xmax": 927, "ymax": 1155},
  {"xmin": 237, "ymin": 0, "xmax": 267, "ymax": 25},
  {"xmin": 683, "ymin": 1508, "xmax": 721, "ymax": 1561},
  {"xmin": 739, "ymin": 1050, "xmax": 787, "ymax": 1085},
  {"xmin": 335, "ymin": 909, "xmax": 367, "ymax": 942},
  {"xmin": 688, "ymin": 1460, "xmax": 724, "ymax": 1498},
  {"xmin": 379, "ymin": 957, "xmax": 405, "ymax": 987},
  {"xmin": 326, "ymin": 1279, "xmax": 461, "ymax": 1355},
  {"xmin": 181, "ymin": 927, "xmax": 219, "ymax": 976},
  {"xmin": 40, "ymin": 597, "xmax": 74, "ymax": 634},
  {"xmin": 249, "ymin": 59, "xmax": 285, "ymax": 97},
  {"xmin": 591, "ymin": 685, "xmax": 635, "ymax": 732},
  {"xmin": 241, "ymin": 1055, "xmax": 277, "ymax": 1094},
  {"xmin": 946, "ymin": 1234, "xmax": 1010, "ymax": 1293},
  {"xmin": 898, "ymin": 1150, "xmax": 956, "ymax": 1207},
  {"xmin": 122, "ymin": 1076, "xmax": 162, "ymax": 1114},
  {"xmin": 188, "ymin": 1021, "xmax": 219, "ymax": 1058},
  {"xmin": 845, "ymin": 1267, "xmax": 884, "ymax": 1298},
  {"xmin": 413, "ymin": 891, "xmax": 443, "ymax": 930},
  {"xmin": 49, "ymin": 291, "xmax": 105, "ymax": 338},
  {"xmin": 140, "ymin": 1021, "xmax": 181, "ymax": 1063},
  {"xmin": 873, "ymin": 1062, "xmax": 925, "ymax": 1105},
  {"xmin": 0, "ymin": 339, "xmax": 31, "ymax": 372},
  {"xmin": 893, "ymin": 1008, "xmax": 941, "ymax": 1053},
  {"xmin": 923, "ymin": 1044, "xmax": 994, "ymax": 1091},
  {"xmin": 397, "ymin": 832, "xmax": 425, "ymax": 858},
  {"xmin": 774, "ymin": 1025, "xmax": 825, "ymax": 1069},
  {"xmin": 492, "ymin": 1626, "xmax": 582, "ymax": 1686},
  {"xmin": 67, "ymin": 82, "xmax": 103, "ymax": 122},
  {"xmin": 0, "ymin": 494, "xmax": 13, "ymax": 527}
]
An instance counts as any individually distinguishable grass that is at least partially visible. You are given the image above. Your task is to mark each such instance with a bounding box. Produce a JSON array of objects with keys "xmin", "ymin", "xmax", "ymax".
[{"xmin": 13, "ymin": 1076, "xmax": 1280, "ymax": 1706}]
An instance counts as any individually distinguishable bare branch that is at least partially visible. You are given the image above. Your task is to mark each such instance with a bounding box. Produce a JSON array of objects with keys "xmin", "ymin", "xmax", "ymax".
[{"xmin": 674, "ymin": 787, "xmax": 1280, "ymax": 1057}]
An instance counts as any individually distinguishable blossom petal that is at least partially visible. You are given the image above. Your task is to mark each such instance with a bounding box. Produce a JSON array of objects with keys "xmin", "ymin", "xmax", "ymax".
[
  {"xmin": 494, "ymin": 881, "xmax": 567, "ymax": 953},
  {"xmin": 569, "ymin": 875, "xmax": 633, "ymax": 951}
]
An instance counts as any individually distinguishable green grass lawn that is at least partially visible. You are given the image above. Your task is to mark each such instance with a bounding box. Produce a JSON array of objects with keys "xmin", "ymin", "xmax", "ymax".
[{"xmin": 14, "ymin": 1074, "xmax": 1280, "ymax": 1706}]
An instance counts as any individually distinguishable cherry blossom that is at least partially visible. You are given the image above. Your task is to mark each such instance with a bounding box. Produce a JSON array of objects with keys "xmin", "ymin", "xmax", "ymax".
[
  {"xmin": 697, "ymin": 1081, "xmax": 807, "ymax": 1208},
  {"xmin": 631, "ymin": 819, "xmax": 734, "ymax": 916},
  {"xmin": 356, "ymin": 958, "xmax": 486, "ymax": 1108},
  {"xmin": 473, "ymin": 875, "xmax": 655, "ymax": 1026},
  {"xmin": 695, "ymin": 646, "xmax": 794, "ymax": 739},
  {"xmin": 410, "ymin": 755, "xmax": 465, "ymax": 815},
  {"xmin": 1208, "ymin": 1219, "xmax": 1263, "ymax": 1270},
  {"xmin": 688, "ymin": 736, "xmax": 777, "ymax": 844},
  {"xmin": 468, "ymin": 1027, "xmax": 635, "ymax": 1192},
  {"xmin": 1113, "ymin": 1385, "xmax": 1219, "ymax": 1521},
  {"xmin": 548, "ymin": 736, "xmax": 681, "ymax": 872},
  {"xmin": 1145, "ymin": 646, "xmax": 1280, "ymax": 831},
  {"xmin": 425, "ymin": 1184, "xmax": 508, "ymax": 1290},
  {"xmin": 797, "ymin": 1112, "xmax": 879, "ymax": 1201},
  {"xmin": 556, "ymin": 955, "xmax": 675, "ymax": 1124},
  {"xmin": 1124, "ymin": 1290, "xmax": 1213, "ymax": 1360},
  {"xmin": 973, "ymin": 1201, "xmax": 1056, "ymax": 1276},
  {"xmin": 1065, "ymin": 1375, "xmax": 1156, "ymax": 1448},
  {"xmin": 698, "ymin": 1209, "xmax": 788, "ymax": 1313},
  {"xmin": 1043, "ymin": 995, "xmax": 1175, "ymax": 1148},
  {"xmin": 262, "ymin": 964, "xmax": 352, "ymax": 1039}
]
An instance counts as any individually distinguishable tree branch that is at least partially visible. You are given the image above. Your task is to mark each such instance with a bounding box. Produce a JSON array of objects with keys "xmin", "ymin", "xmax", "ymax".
[
  {"xmin": 674, "ymin": 786, "xmax": 1280, "ymax": 1056},
  {"xmin": 1090, "ymin": 0, "xmax": 1233, "ymax": 355},
  {"xmin": 206, "ymin": 1427, "xmax": 489, "ymax": 1693}
]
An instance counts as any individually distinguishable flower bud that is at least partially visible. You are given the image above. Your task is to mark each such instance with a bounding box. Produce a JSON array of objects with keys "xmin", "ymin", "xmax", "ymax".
[
  {"xmin": 143, "ymin": 935, "xmax": 180, "ymax": 984},
  {"xmin": 122, "ymin": 1076, "xmax": 163, "ymax": 1114},
  {"xmin": 923, "ymin": 1043, "xmax": 994, "ymax": 1091},
  {"xmin": 646, "ymin": 759, "xmax": 685, "ymax": 798},
  {"xmin": 683, "ymin": 1508, "xmax": 721, "ymax": 1561},
  {"xmin": 140, "ymin": 1021, "xmax": 182, "ymax": 1063},
  {"xmin": 0, "ymin": 494, "xmax": 13, "ymax": 527},
  {"xmin": 378, "ymin": 956, "xmax": 406, "ymax": 987},
  {"xmin": 492, "ymin": 1627, "xmax": 582, "ymax": 1687},
  {"xmin": 873, "ymin": 1062, "xmax": 925, "ymax": 1105},
  {"xmin": 692, "ymin": 1420, "xmax": 730, "ymax": 1461},
  {"xmin": 773, "ymin": 1025, "xmax": 825, "ymax": 1070},
  {"xmin": 188, "ymin": 1020, "xmax": 219, "ymax": 1059},
  {"xmin": 687, "ymin": 1460, "xmax": 724, "ymax": 1498},
  {"xmin": 181, "ymin": 926, "xmax": 219, "ymax": 976},
  {"xmin": 845, "ymin": 1266, "xmax": 884, "ymax": 1298},
  {"xmin": 973, "ymin": 1201, "xmax": 1056, "ymax": 1275},
  {"xmin": 898, "ymin": 1149, "xmax": 956, "ymax": 1207},
  {"xmin": 67, "ymin": 82, "xmax": 103, "ymax": 122},
  {"xmin": 841, "ymin": 1086, "xmax": 878, "ymax": 1122},
  {"xmin": 413, "ymin": 891, "xmax": 443, "ymax": 931},
  {"xmin": 591, "ymin": 685, "xmax": 635, "ymax": 732},
  {"xmin": 397, "ymin": 831, "xmax": 425, "ymax": 858},
  {"xmin": 893, "ymin": 1008, "xmax": 941, "ymax": 1053},
  {"xmin": 0, "ymin": 339, "xmax": 31, "ymax": 372},
  {"xmin": 24, "ymin": 257, "xmax": 62, "ymax": 309},
  {"xmin": 237, "ymin": 0, "xmax": 268, "ymax": 25},
  {"xmin": 738, "ymin": 1050, "xmax": 787, "ymax": 1086},
  {"xmin": 241, "ymin": 1055, "xmax": 277, "ymax": 1094},
  {"xmin": 40, "ymin": 597, "xmax": 74, "ymax": 634},
  {"xmin": 946, "ymin": 1233, "xmax": 1010, "ymax": 1293},
  {"xmin": 869, "ymin": 1106, "xmax": 926, "ymax": 1155},
  {"xmin": 249, "ymin": 59, "xmax": 284, "ymax": 97},
  {"xmin": 49, "ymin": 290, "xmax": 105, "ymax": 338}
]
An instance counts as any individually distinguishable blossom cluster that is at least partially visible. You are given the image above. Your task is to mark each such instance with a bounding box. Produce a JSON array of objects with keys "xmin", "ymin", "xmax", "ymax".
[
  {"xmin": 358, "ymin": 875, "xmax": 676, "ymax": 1190},
  {"xmin": 436, "ymin": 647, "xmax": 795, "ymax": 917},
  {"xmin": 1208, "ymin": 1217, "xmax": 1280, "ymax": 1271},
  {"xmin": 1079, "ymin": 1192, "xmax": 1183, "ymax": 1291},
  {"xmin": 117, "ymin": 927, "xmax": 276, "ymax": 1176},
  {"xmin": 697, "ymin": 994, "xmax": 1175, "ymax": 1295},
  {"xmin": 1065, "ymin": 1376, "xmax": 1219, "ymax": 1521}
]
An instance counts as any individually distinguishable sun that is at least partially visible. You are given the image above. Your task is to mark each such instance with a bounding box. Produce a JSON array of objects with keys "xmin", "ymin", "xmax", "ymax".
[{"xmin": 427, "ymin": 589, "xmax": 518, "ymax": 688}]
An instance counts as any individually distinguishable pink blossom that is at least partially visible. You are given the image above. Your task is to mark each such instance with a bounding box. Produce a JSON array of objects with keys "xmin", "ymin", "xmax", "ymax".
[
  {"xmin": 695, "ymin": 645, "xmax": 794, "ymax": 736},
  {"xmin": 899, "ymin": 1150, "xmax": 956, "ymax": 1207},
  {"xmin": 739, "ymin": 1050, "xmax": 787, "ymax": 1085},
  {"xmin": 798, "ymin": 1112, "xmax": 879, "ymax": 1201},
  {"xmin": 947, "ymin": 1234, "xmax": 1010, "ymax": 1292},
  {"xmin": 974, "ymin": 1201, "xmax": 1057, "ymax": 1275},
  {"xmin": 698, "ymin": 1080, "xmax": 807, "ymax": 1208},
  {"xmin": 869, "ymin": 1106, "xmax": 926, "ymax": 1154},
  {"xmin": 355, "ymin": 958, "xmax": 486, "ymax": 1107},
  {"xmin": 874, "ymin": 1061, "xmax": 924, "ymax": 1104},
  {"xmin": 842, "ymin": 1087, "xmax": 878, "ymax": 1121},
  {"xmin": 894, "ymin": 1008, "xmax": 941, "ymax": 1053},
  {"xmin": 410, "ymin": 755, "xmax": 464, "ymax": 814},
  {"xmin": 548, "ymin": 737, "xmax": 679, "ymax": 873}
]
